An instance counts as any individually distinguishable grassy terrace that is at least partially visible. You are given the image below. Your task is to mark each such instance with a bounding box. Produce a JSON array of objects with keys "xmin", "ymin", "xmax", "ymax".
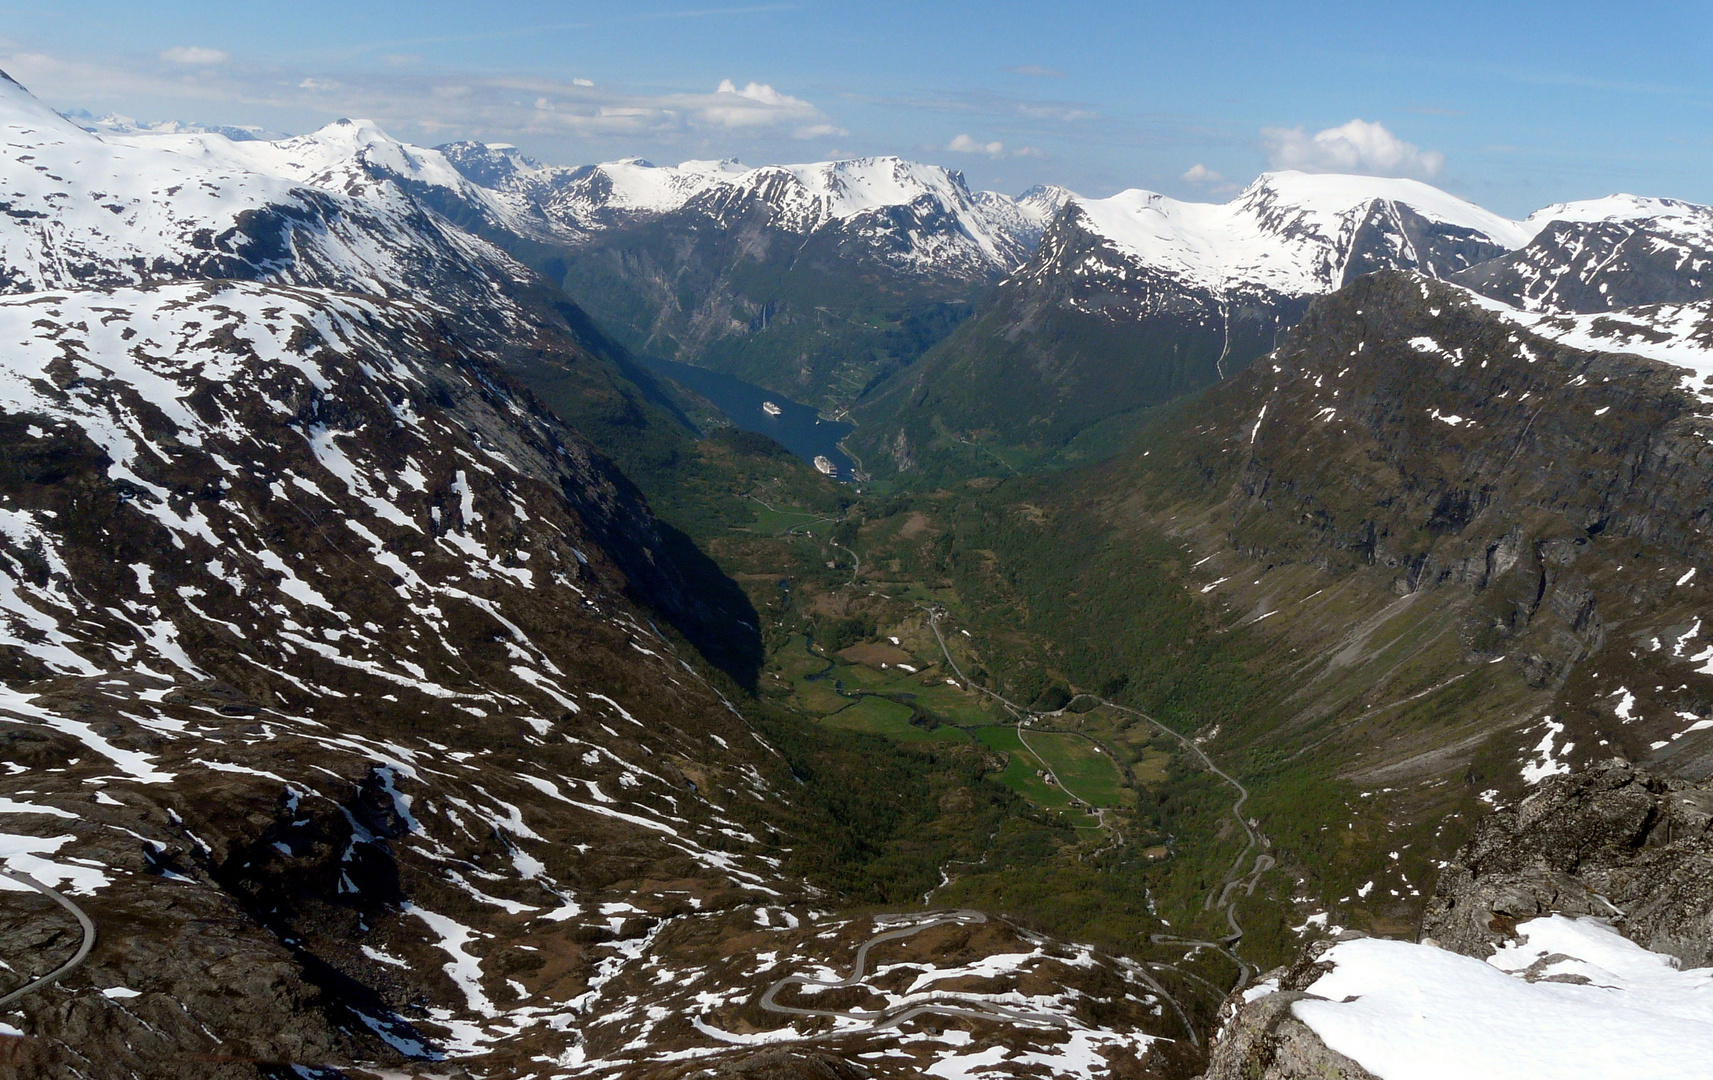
[
  {"xmin": 1026, "ymin": 730, "xmax": 1127, "ymax": 808},
  {"xmin": 770, "ymin": 634, "xmax": 1123, "ymax": 827},
  {"xmin": 746, "ymin": 504, "xmax": 836, "ymax": 536}
]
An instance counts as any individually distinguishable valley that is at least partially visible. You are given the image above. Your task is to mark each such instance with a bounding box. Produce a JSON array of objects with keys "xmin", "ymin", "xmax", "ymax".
[{"xmin": 0, "ymin": 55, "xmax": 1709, "ymax": 1080}]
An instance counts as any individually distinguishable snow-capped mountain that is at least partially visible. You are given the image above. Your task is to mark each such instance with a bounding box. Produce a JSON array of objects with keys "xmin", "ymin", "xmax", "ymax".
[
  {"xmin": 849, "ymin": 170, "xmax": 1533, "ymax": 458},
  {"xmin": 436, "ymin": 146, "xmax": 1054, "ymax": 276},
  {"xmin": 86, "ymin": 112, "xmax": 1065, "ymax": 410},
  {"xmin": 0, "ymin": 72, "xmax": 532, "ymax": 324},
  {"xmin": 1455, "ymin": 194, "xmax": 1713, "ymax": 313},
  {"xmin": 424, "ymin": 145, "xmax": 1080, "ymax": 407},
  {"xmin": 1008, "ymin": 173, "xmax": 1713, "ymax": 335},
  {"xmin": 1024, "ymin": 170, "xmax": 1527, "ymax": 307},
  {"xmin": 851, "ymin": 171, "xmax": 1713, "ymax": 472},
  {"xmin": 972, "ymin": 183, "xmax": 1075, "ymax": 255}
]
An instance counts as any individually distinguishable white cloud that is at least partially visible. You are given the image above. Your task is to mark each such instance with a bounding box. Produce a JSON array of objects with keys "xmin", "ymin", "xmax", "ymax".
[
  {"xmin": 943, "ymin": 135, "xmax": 1043, "ymax": 159},
  {"xmin": 946, "ymin": 133, "xmax": 1005, "ymax": 157},
  {"xmin": 700, "ymin": 79, "xmax": 843, "ymax": 137},
  {"xmin": 707, "ymin": 87, "xmax": 807, "ymax": 125},
  {"xmin": 1260, "ymin": 119, "xmax": 1444, "ymax": 179},
  {"xmin": 160, "ymin": 46, "xmax": 229, "ymax": 66},
  {"xmin": 1, "ymin": 51, "xmax": 846, "ymax": 144},
  {"xmin": 1004, "ymin": 64, "xmax": 1065, "ymax": 78},
  {"xmin": 1015, "ymin": 102, "xmax": 1096, "ymax": 122},
  {"xmin": 1181, "ymin": 163, "xmax": 1224, "ymax": 184}
]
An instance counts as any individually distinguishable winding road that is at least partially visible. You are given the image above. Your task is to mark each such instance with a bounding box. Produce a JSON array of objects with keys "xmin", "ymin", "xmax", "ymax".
[
  {"xmin": 0, "ymin": 867, "xmax": 96, "ymax": 1008},
  {"xmin": 920, "ymin": 607, "xmax": 1275, "ymax": 988},
  {"xmin": 1068, "ymin": 696, "xmax": 1276, "ymax": 947},
  {"xmin": 754, "ymin": 907, "xmax": 1202, "ymax": 1046},
  {"xmin": 757, "ymin": 910, "xmax": 1067, "ymax": 1032},
  {"xmin": 819, "ymin": 533, "xmax": 1278, "ymax": 1015}
]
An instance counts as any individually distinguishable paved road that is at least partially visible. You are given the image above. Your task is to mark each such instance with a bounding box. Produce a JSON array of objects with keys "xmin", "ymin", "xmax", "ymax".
[
  {"xmin": 825, "ymin": 542, "xmax": 1277, "ymax": 1022},
  {"xmin": 0, "ymin": 867, "xmax": 96, "ymax": 1007},
  {"xmin": 756, "ymin": 908, "xmax": 1201, "ymax": 1045},
  {"xmin": 923, "ymin": 609, "xmax": 1276, "ymax": 990},
  {"xmin": 758, "ymin": 909, "xmax": 1071, "ymax": 1033}
]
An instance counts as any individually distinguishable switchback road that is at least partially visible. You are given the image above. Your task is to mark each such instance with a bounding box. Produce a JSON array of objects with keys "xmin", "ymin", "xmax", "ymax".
[{"xmin": 0, "ymin": 867, "xmax": 96, "ymax": 1007}]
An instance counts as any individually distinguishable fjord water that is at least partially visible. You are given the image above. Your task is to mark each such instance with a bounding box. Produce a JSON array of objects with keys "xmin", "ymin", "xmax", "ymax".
[{"xmin": 636, "ymin": 354, "xmax": 858, "ymax": 479}]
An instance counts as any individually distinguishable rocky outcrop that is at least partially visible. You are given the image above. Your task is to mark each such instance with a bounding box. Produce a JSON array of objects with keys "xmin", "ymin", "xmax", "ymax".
[
  {"xmin": 1454, "ymin": 211, "xmax": 1713, "ymax": 313},
  {"xmin": 1197, "ymin": 942, "xmax": 1378, "ymax": 1080},
  {"xmin": 1199, "ymin": 993, "xmax": 1377, "ymax": 1080},
  {"xmin": 1423, "ymin": 758, "xmax": 1713, "ymax": 966},
  {"xmin": 1200, "ymin": 758, "xmax": 1713, "ymax": 1078}
]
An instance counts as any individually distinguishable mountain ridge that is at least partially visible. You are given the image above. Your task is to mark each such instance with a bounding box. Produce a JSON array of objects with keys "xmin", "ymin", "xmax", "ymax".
[
  {"xmin": 65, "ymin": 83, "xmax": 1713, "ymax": 437},
  {"xmin": 0, "ymin": 70, "xmax": 1198, "ymax": 1080},
  {"xmin": 10, "ymin": 65, "xmax": 1713, "ymax": 1079},
  {"xmin": 847, "ymin": 171, "xmax": 1713, "ymax": 477}
]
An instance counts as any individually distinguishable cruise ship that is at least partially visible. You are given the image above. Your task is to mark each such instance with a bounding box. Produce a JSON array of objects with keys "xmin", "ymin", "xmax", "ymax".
[
  {"xmin": 761, "ymin": 401, "xmax": 782, "ymax": 416},
  {"xmin": 813, "ymin": 455, "xmax": 837, "ymax": 477}
]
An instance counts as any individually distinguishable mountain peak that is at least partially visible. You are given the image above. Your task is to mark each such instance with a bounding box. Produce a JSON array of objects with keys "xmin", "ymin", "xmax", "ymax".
[
  {"xmin": 1238, "ymin": 169, "xmax": 1531, "ymax": 248},
  {"xmin": 0, "ymin": 67, "xmax": 98, "ymax": 138},
  {"xmin": 1524, "ymin": 192, "xmax": 1713, "ymax": 231},
  {"xmin": 1053, "ymin": 172, "xmax": 1527, "ymax": 297}
]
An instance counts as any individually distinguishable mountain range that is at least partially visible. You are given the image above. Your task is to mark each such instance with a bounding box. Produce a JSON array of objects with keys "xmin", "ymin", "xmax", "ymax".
[
  {"xmin": 57, "ymin": 86, "xmax": 1713, "ymax": 463},
  {"xmin": 2, "ymin": 64, "xmax": 1712, "ymax": 1080},
  {"xmin": 850, "ymin": 173, "xmax": 1713, "ymax": 472},
  {"xmin": 0, "ymin": 69, "xmax": 1186, "ymax": 1078}
]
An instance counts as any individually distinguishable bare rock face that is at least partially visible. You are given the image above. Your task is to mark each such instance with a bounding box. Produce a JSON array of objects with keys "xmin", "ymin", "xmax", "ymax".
[
  {"xmin": 1200, "ymin": 758, "xmax": 1713, "ymax": 1079},
  {"xmin": 712, "ymin": 1048, "xmax": 871, "ymax": 1080},
  {"xmin": 1196, "ymin": 943, "xmax": 1378, "ymax": 1080},
  {"xmin": 1422, "ymin": 758, "xmax": 1713, "ymax": 966},
  {"xmin": 1197, "ymin": 992, "xmax": 1378, "ymax": 1080}
]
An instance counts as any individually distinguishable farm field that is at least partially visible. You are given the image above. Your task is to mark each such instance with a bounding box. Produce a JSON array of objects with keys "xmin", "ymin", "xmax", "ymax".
[
  {"xmin": 820, "ymin": 695, "xmax": 969, "ymax": 744},
  {"xmin": 1027, "ymin": 730, "xmax": 1129, "ymax": 808}
]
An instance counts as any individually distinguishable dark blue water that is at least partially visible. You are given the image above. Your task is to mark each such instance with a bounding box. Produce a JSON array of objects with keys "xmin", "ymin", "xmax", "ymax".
[{"xmin": 635, "ymin": 355, "xmax": 858, "ymax": 481}]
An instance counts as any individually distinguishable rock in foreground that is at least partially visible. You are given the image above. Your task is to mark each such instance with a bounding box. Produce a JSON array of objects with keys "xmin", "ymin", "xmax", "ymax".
[{"xmin": 1201, "ymin": 761, "xmax": 1713, "ymax": 1079}]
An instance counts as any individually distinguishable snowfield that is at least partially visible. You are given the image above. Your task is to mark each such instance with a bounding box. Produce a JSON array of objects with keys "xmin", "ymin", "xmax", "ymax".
[
  {"xmin": 1061, "ymin": 171, "xmax": 1530, "ymax": 297},
  {"xmin": 0, "ymin": 69, "xmax": 528, "ymax": 318},
  {"xmin": 1293, "ymin": 917, "xmax": 1713, "ymax": 1080}
]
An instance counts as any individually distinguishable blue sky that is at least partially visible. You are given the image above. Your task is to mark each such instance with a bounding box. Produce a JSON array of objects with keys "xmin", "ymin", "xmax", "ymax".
[{"xmin": 2, "ymin": 1, "xmax": 1709, "ymax": 214}]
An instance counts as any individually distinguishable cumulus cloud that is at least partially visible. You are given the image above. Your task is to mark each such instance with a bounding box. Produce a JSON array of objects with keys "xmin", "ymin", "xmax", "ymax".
[
  {"xmin": 700, "ymin": 79, "xmax": 845, "ymax": 137},
  {"xmin": 943, "ymin": 134, "xmax": 1042, "ymax": 160},
  {"xmin": 946, "ymin": 133, "xmax": 1005, "ymax": 157},
  {"xmin": 160, "ymin": 46, "xmax": 229, "ymax": 66},
  {"xmin": 1181, "ymin": 163, "xmax": 1223, "ymax": 184},
  {"xmin": 1260, "ymin": 119, "xmax": 1444, "ymax": 179}
]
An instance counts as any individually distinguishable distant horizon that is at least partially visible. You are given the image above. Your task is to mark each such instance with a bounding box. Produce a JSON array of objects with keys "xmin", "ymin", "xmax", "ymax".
[
  {"xmin": 43, "ymin": 86, "xmax": 1687, "ymax": 222},
  {"xmin": 3, "ymin": 1, "xmax": 1709, "ymax": 217}
]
